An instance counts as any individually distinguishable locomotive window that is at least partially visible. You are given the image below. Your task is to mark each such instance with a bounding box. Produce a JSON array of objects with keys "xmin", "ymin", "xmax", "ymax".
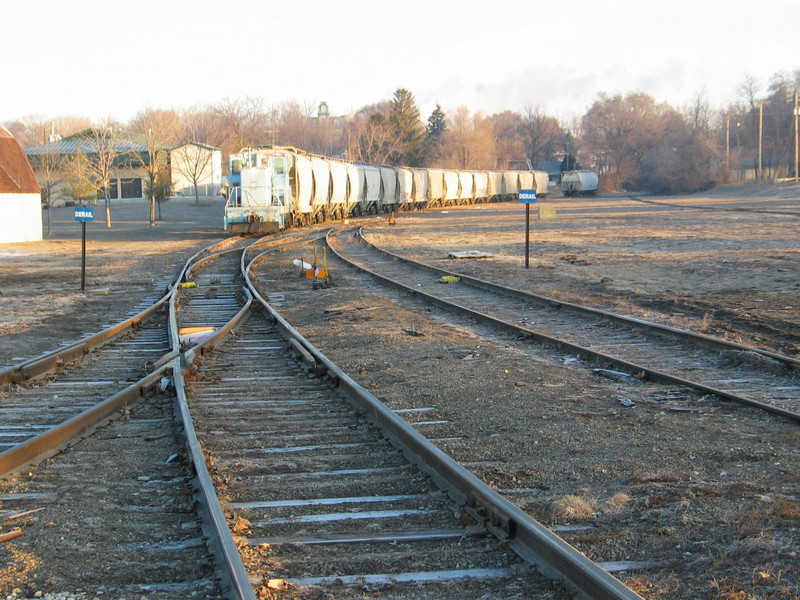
[
  {"xmin": 231, "ymin": 160, "xmax": 242, "ymax": 175},
  {"xmin": 273, "ymin": 157, "xmax": 286, "ymax": 174}
]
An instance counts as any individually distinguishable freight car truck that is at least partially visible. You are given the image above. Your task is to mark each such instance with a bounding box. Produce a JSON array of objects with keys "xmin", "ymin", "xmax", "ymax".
[{"xmin": 561, "ymin": 170, "xmax": 599, "ymax": 196}]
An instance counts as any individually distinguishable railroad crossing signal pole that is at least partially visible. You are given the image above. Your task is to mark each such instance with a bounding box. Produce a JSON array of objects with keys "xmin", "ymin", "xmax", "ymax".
[{"xmin": 519, "ymin": 189, "xmax": 537, "ymax": 268}]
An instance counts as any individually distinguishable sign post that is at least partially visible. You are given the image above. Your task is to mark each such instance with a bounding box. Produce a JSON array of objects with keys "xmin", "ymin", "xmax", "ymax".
[
  {"xmin": 74, "ymin": 206, "xmax": 94, "ymax": 291},
  {"xmin": 519, "ymin": 189, "xmax": 537, "ymax": 269}
]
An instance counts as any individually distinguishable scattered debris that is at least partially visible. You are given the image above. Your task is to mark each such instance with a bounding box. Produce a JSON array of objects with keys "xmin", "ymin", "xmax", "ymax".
[
  {"xmin": 448, "ymin": 250, "xmax": 495, "ymax": 259},
  {"xmin": 179, "ymin": 326, "xmax": 217, "ymax": 346},
  {"xmin": 4, "ymin": 508, "xmax": 45, "ymax": 521},
  {"xmin": 231, "ymin": 516, "xmax": 251, "ymax": 534},
  {"xmin": 438, "ymin": 276, "xmax": 461, "ymax": 284},
  {"xmin": 0, "ymin": 528, "xmax": 23, "ymax": 544},
  {"xmin": 324, "ymin": 305, "xmax": 376, "ymax": 315},
  {"xmin": 616, "ymin": 396, "xmax": 636, "ymax": 407},
  {"xmin": 403, "ymin": 328, "xmax": 425, "ymax": 337},
  {"xmin": 563, "ymin": 357, "xmax": 582, "ymax": 365},
  {"xmin": 179, "ymin": 281, "xmax": 196, "ymax": 288},
  {"xmin": 593, "ymin": 368, "xmax": 638, "ymax": 382},
  {"xmin": 86, "ymin": 287, "xmax": 110, "ymax": 295}
]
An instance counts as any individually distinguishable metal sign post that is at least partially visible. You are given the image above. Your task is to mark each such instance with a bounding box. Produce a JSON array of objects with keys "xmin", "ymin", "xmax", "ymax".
[
  {"xmin": 74, "ymin": 206, "xmax": 94, "ymax": 291},
  {"xmin": 519, "ymin": 189, "xmax": 537, "ymax": 268}
]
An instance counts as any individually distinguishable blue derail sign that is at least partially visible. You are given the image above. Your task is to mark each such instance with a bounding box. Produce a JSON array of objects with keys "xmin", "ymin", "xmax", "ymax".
[
  {"xmin": 519, "ymin": 189, "xmax": 537, "ymax": 203},
  {"xmin": 74, "ymin": 207, "xmax": 94, "ymax": 222}
]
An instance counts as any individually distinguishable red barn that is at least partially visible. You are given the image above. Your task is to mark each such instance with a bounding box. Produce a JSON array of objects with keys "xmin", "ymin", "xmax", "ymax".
[{"xmin": 0, "ymin": 123, "xmax": 41, "ymax": 242}]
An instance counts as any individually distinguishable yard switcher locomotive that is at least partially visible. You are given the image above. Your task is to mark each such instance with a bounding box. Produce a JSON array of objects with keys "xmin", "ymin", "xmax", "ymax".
[{"xmin": 223, "ymin": 146, "xmax": 550, "ymax": 234}]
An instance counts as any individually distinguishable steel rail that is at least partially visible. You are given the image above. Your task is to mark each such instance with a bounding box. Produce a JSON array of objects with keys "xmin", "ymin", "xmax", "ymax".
[
  {"xmin": 170, "ymin": 243, "xmax": 258, "ymax": 600},
  {"xmin": 0, "ymin": 363, "xmax": 169, "ymax": 478},
  {"xmin": 242, "ymin": 251, "xmax": 644, "ymax": 600},
  {"xmin": 356, "ymin": 227, "xmax": 800, "ymax": 369},
  {"xmin": 328, "ymin": 228, "xmax": 800, "ymax": 424},
  {"xmin": 0, "ymin": 238, "xmax": 236, "ymax": 386},
  {"xmin": 172, "ymin": 358, "xmax": 257, "ymax": 600},
  {"xmin": 0, "ymin": 301, "xmax": 166, "ymax": 386}
]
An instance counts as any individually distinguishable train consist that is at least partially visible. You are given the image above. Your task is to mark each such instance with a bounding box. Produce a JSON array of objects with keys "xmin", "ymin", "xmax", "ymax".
[
  {"xmin": 223, "ymin": 146, "xmax": 550, "ymax": 234},
  {"xmin": 560, "ymin": 170, "xmax": 599, "ymax": 196}
]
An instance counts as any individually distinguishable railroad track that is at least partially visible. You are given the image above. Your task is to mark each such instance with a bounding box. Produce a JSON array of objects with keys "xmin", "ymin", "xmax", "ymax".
[
  {"xmin": 175, "ymin": 236, "xmax": 644, "ymax": 599},
  {"xmin": 0, "ymin": 384, "xmax": 222, "ymax": 597},
  {"xmin": 0, "ymin": 238, "xmax": 250, "ymax": 598},
  {"xmin": 2, "ymin": 226, "xmax": 683, "ymax": 599},
  {"xmin": 327, "ymin": 226, "xmax": 799, "ymax": 422}
]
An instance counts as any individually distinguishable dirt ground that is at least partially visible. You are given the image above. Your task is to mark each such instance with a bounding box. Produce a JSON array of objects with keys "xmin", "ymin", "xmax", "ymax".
[
  {"xmin": 0, "ymin": 197, "xmax": 229, "ymax": 366},
  {"xmin": 246, "ymin": 184, "xmax": 799, "ymax": 599},
  {"xmin": 2, "ymin": 185, "xmax": 799, "ymax": 599}
]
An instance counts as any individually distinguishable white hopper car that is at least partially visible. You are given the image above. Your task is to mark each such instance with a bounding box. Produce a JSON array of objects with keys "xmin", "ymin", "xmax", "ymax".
[
  {"xmin": 560, "ymin": 170, "xmax": 599, "ymax": 197},
  {"xmin": 224, "ymin": 146, "xmax": 549, "ymax": 234}
]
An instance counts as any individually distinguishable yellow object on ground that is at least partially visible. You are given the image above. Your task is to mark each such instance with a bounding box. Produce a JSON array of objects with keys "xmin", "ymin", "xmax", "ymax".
[{"xmin": 438, "ymin": 276, "xmax": 461, "ymax": 284}]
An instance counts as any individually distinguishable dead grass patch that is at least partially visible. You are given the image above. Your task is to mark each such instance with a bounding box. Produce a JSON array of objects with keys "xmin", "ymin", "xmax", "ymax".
[{"xmin": 552, "ymin": 495, "xmax": 597, "ymax": 521}]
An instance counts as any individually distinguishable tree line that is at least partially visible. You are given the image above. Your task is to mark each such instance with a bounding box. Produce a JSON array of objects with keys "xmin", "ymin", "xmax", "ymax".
[{"xmin": 9, "ymin": 68, "xmax": 800, "ymax": 198}]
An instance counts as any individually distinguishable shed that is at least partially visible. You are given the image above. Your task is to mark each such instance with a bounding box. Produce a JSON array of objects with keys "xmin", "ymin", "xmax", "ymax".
[{"xmin": 0, "ymin": 123, "xmax": 42, "ymax": 243}]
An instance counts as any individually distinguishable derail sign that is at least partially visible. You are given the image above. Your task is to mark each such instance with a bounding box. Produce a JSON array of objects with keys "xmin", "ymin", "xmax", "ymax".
[
  {"xmin": 74, "ymin": 207, "xmax": 94, "ymax": 222},
  {"xmin": 519, "ymin": 189, "xmax": 537, "ymax": 203}
]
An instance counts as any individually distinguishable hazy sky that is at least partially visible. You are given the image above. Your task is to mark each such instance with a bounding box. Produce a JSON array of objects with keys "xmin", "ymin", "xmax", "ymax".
[{"xmin": 2, "ymin": 0, "xmax": 796, "ymax": 125}]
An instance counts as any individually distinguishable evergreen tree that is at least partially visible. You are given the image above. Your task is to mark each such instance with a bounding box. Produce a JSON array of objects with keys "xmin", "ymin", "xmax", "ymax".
[
  {"xmin": 426, "ymin": 104, "xmax": 447, "ymax": 137},
  {"xmin": 389, "ymin": 88, "xmax": 426, "ymax": 166}
]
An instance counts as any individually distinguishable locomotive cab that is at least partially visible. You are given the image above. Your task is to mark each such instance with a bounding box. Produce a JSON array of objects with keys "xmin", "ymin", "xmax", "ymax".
[{"xmin": 224, "ymin": 155, "xmax": 291, "ymax": 234}]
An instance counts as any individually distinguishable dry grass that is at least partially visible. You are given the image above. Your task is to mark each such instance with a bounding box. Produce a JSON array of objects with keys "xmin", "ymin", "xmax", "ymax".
[
  {"xmin": 552, "ymin": 495, "xmax": 597, "ymax": 521},
  {"xmin": 604, "ymin": 492, "xmax": 632, "ymax": 513}
]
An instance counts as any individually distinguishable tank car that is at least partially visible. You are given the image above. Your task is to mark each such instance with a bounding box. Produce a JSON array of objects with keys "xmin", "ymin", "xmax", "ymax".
[{"xmin": 561, "ymin": 170, "xmax": 599, "ymax": 197}]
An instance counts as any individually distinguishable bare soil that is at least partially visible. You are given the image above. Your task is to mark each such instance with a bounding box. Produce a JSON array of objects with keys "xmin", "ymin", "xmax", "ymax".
[
  {"xmin": 2, "ymin": 185, "xmax": 799, "ymax": 599},
  {"xmin": 0, "ymin": 197, "xmax": 228, "ymax": 366}
]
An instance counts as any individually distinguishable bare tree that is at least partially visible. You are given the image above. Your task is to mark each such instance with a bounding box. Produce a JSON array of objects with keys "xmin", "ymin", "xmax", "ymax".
[
  {"xmin": 345, "ymin": 102, "xmax": 397, "ymax": 164},
  {"xmin": 63, "ymin": 124, "xmax": 128, "ymax": 227},
  {"xmin": 129, "ymin": 107, "xmax": 183, "ymax": 225},
  {"xmin": 7, "ymin": 115, "xmax": 94, "ymax": 149},
  {"xmin": 581, "ymin": 92, "xmax": 667, "ymax": 190},
  {"xmin": 438, "ymin": 107, "xmax": 495, "ymax": 170},
  {"xmin": 62, "ymin": 144, "xmax": 97, "ymax": 205},
  {"xmin": 205, "ymin": 96, "xmax": 273, "ymax": 157},
  {"xmin": 30, "ymin": 150, "xmax": 66, "ymax": 235},
  {"xmin": 520, "ymin": 105, "xmax": 566, "ymax": 167},
  {"xmin": 489, "ymin": 110, "xmax": 526, "ymax": 169},
  {"xmin": 171, "ymin": 142, "xmax": 214, "ymax": 205}
]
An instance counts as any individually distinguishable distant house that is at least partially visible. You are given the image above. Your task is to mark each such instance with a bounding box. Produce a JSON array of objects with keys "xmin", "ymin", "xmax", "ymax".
[
  {"xmin": 0, "ymin": 123, "xmax": 41, "ymax": 243},
  {"xmin": 537, "ymin": 160, "xmax": 563, "ymax": 185},
  {"xmin": 26, "ymin": 129, "xmax": 222, "ymax": 204}
]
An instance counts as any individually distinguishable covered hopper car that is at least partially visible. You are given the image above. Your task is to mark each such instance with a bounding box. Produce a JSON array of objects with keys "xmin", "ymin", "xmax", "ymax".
[{"xmin": 223, "ymin": 146, "xmax": 549, "ymax": 234}]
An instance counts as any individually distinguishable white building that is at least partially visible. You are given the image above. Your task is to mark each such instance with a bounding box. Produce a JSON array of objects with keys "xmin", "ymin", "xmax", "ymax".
[
  {"xmin": 0, "ymin": 123, "xmax": 42, "ymax": 243},
  {"xmin": 169, "ymin": 142, "xmax": 223, "ymax": 198}
]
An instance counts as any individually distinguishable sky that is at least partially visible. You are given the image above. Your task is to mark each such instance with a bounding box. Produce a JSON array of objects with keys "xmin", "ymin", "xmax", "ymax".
[{"xmin": 2, "ymin": 0, "xmax": 797, "ymax": 127}]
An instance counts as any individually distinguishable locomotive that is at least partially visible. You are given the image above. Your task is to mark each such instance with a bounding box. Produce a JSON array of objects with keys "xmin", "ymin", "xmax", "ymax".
[{"xmin": 223, "ymin": 146, "xmax": 550, "ymax": 234}]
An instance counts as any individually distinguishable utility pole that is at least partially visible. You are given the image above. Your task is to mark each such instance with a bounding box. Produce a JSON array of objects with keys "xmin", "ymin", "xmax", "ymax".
[
  {"xmin": 758, "ymin": 102, "xmax": 764, "ymax": 183},
  {"xmin": 794, "ymin": 91, "xmax": 799, "ymax": 183},
  {"xmin": 726, "ymin": 115, "xmax": 730, "ymax": 173}
]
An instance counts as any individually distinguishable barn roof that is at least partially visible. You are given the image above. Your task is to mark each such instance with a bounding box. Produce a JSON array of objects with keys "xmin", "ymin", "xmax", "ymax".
[
  {"xmin": 26, "ymin": 130, "xmax": 150, "ymax": 156},
  {"xmin": 0, "ymin": 123, "xmax": 40, "ymax": 194}
]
